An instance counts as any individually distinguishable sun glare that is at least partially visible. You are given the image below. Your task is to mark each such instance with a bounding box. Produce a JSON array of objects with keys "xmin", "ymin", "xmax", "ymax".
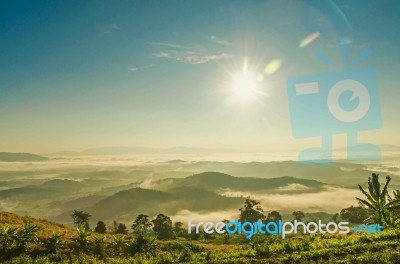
[
  {"xmin": 235, "ymin": 75, "xmax": 256, "ymax": 98},
  {"xmin": 232, "ymin": 57, "xmax": 258, "ymax": 100}
]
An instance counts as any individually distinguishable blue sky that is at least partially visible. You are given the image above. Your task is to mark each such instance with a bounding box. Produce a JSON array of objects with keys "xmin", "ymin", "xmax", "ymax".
[{"xmin": 0, "ymin": 0, "xmax": 399, "ymax": 153}]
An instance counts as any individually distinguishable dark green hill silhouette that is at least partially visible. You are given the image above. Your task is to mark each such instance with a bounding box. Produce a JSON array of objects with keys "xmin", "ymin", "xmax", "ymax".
[
  {"xmin": 0, "ymin": 179, "xmax": 85, "ymax": 202},
  {"xmin": 54, "ymin": 186, "xmax": 243, "ymax": 223},
  {"xmin": 150, "ymin": 172, "xmax": 326, "ymax": 193},
  {"xmin": 0, "ymin": 152, "xmax": 48, "ymax": 162}
]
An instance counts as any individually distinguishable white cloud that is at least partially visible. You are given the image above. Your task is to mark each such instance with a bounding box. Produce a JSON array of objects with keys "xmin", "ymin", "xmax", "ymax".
[
  {"xmin": 152, "ymin": 41, "xmax": 233, "ymax": 64},
  {"xmin": 220, "ymin": 187, "xmax": 359, "ymax": 213},
  {"xmin": 128, "ymin": 67, "xmax": 138, "ymax": 72},
  {"xmin": 103, "ymin": 23, "xmax": 122, "ymax": 34},
  {"xmin": 154, "ymin": 49, "xmax": 233, "ymax": 65},
  {"xmin": 127, "ymin": 63, "xmax": 156, "ymax": 73},
  {"xmin": 210, "ymin": 35, "xmax": 232, "ymax": 46}
]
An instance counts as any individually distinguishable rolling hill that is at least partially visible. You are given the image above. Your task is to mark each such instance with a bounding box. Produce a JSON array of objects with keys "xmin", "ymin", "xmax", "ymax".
[
  {"xmin": 139, "ymin": 172, "xmax": 328, "ymax": 194},
  {"xmin": 51, "ymin": 172, "xmax": 333, "ymax": 224},
  {"xmin": 0, "ymin": 152, "xmax": 48, "ymax": 162}
]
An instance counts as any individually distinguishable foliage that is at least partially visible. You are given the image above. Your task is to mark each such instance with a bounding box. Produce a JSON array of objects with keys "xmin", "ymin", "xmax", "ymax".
[
  {"xmin": 238, "ymin": 198, "xmax": 265, "ymax": 223},
  {"xmin": 15, "ymin": 223, "xmax": 39, "ymax": 251},
  {"xmin": 356, "ymin": 173, "xmax": 400, "ymax": 226},
  {"xmin": 70, "ymin": 210, "xmax": 91, "ymax": 230},
  {"xmin": 113, "ymin": 221, "xmax": 128, "ymax": 234},
  {"xmin": 73, "ymin": 228, "xmax": 92, "ymax": 253},
  {"xmin": 94, "ymin": 221, "xmax": 107, "ymax": 234},
  {"xmin": 266, "ymin": 211, "xmax": 282, "ymax": 223},
  {"xmin": 292, "ymin": 211, "xmax": 305, "ymax": 222},
  {"xmin": 44, "ymin": 232, "xmax": 63, "ymax": 253},
  {"xmin": 0, "ymin": 226, "xmax": 17, "ymax": 252},
  {"xmin": 151, "ymin": 214, "xmax": 173, "ymax": 240},
  {"xmin": 340, "ymin": 206, "xmax": 371, "ymax": 223},
  {"xmin": 131, "ymin": 214, "xmax": 152, "ymax": 236},
  {"xmin": 127, "ymin": 235, "xmax": 158, "ymax": 256}
]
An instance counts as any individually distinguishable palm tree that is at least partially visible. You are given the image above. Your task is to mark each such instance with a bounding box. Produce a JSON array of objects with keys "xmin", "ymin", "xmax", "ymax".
[
  {"xmin": 71, "ymin": 210, "xmax": 91, "ymax": 230},
  {"xmin": 356, "ymin": 173, "xmax": 400, "ymax": 226}
]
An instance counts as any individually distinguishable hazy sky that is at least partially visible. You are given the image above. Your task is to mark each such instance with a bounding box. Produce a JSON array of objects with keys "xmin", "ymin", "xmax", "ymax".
[{"xmin": 1, "ymin": 0, "xmax": 399, "ymax": 153}]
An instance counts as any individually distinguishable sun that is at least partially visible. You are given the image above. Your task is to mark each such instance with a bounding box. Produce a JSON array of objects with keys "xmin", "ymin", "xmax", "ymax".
[
  {"xmin": 234, "ymin": 75, "xmax": 256, "ymax": 98},
  {"xmin": 233, "ymin": 57, "xmax": 258, "ymax": 100}
]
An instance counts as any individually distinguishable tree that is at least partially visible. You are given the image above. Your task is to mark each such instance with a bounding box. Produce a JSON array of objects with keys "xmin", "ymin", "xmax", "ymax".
[
  {"xmin": 356, "ymin": 173, "xmax": 400, "ymax": 226},
  {"xmin": 71, "ymin": 210, "xmax": 91, "ymax": 230},
  {"xmin": 131, "ymin": 214, "xmax": 152, "ymax": 236},
  {"xmin": 333, "ymin": 213, "xmax": 339, "ymax": 222},
  {"xmin": 94, "ymin": 221, "xmax": 107, "ymax": 234},
  {"xmin": 239, "ymin": 198, "xmax": 265, "ymax": 223},
  {"xmin": 152, "ymin": 214, "xmax": 173, "ymax": 240},
  {"xmin": 266, "ymin": 211, "xmax": 282, "ymax": 224},
  {"xmin": 112, "ymin": 221, "xmax": 128, "ymax": 234},
  {"xmin": 115, "ymin": 223, "xmax": 128, "ymax": 234},
  {"xmin": 127, "ymin": 235, "xmax": 158, "ymax": 256},
  {"xmin": 173, "ymin": 222, "xmax": 186, "ymax": 237},
  {"xmin": 339, "ymin": 206, "xmax": 371, "ymax": 223},
  {"xmin": 292, "ymin": 211, "xmax": 305, "ymax": 222}
]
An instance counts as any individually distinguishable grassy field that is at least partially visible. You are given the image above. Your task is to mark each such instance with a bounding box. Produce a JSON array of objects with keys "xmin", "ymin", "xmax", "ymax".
[{"xmin": 1, "ymin": 212, "xmax": 400, "ymax": 264}]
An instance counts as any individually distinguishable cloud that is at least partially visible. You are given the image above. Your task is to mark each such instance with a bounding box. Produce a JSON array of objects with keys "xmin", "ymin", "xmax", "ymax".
[
  {"xmin": 151, "ymin": 42, "xmax": 192, "ymax": 50},
  {"xmin": 210, "ymin": 35, "xmax": 232, "ymax": 46},
  {"xmin": 127, "ymin": 63, "xmax": 156, "ymax": 73},
  {"xmin": 128, "ymin": 67, "xmax": 138, "ymax": 72},
  {"xmin": 276, "ymin": 183, "xmax": 310, "ymax": 192},
  {"xmin": 171, "ymin": 209, "xmax": 238, "ymax": 224},
  {"xmin": 153, "ymin": 49, "xmax": 233, "ymax": 65},
  {"xmin": 152, "ymin": 41, "xmax": 233, "ymax": 65},
  {"xmin": 220, "ymin": 186, "xmax": 359, "ymax": 213},
  {"xmin": 103, "ymin": 23, "xmax": 122, "ymax": 34}
]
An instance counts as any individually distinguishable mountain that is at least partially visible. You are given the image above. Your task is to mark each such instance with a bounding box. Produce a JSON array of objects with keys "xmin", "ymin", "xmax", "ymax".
[
  {"xmin": 54, "ymin": 186, "xmax": 244, "ymax": 224},
  {"xmin": 144, "ymin": 172, "xmax": 328, "ymax": 194},
  {"xmin": 0, "ymin": 179, "xmax": 85, "ymax": 202},
  {"xmin": 52, "ymin": 172, "xmax": 332, "ymax": 224},
  {"xmin": 0, "ymin": 152, "xmax": 48, "ymax": 162},
  {"xmin": 50, "ymin": 146, "xmax": 240, "ymax": 156}
]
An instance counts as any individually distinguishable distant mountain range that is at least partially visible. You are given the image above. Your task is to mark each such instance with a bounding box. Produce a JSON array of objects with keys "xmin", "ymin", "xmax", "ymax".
[
  {"xmin": 0, "ymin": 152, "xmax": 48, "ymax": 162},
  {"xmin": 49, "ymin": 144, "xmax": 400, "ymax": 156},
  {"xmin": 136, "ymin": 172, "xmax": 326, "ymax": 194},
  {"xmin": 51, "ymin": 172, "xmax": 332, "ymax": 224},
  {"xmin": 49, "ymin": 146, "xmax": 241, "ymax": 156}
]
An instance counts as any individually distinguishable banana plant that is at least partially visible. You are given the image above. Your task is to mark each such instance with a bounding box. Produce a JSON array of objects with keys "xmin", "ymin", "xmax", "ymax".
[
  {"xmin": 73, "ymin": 228, "xmax": 92, "ymax": 252},
  {"xmin": 356, "ymin": 173, "xmax": 400, "ymax": 226},
  {"xmin": 111, "ymin": 234, "xmax": 127, "ymax": 256},
  {"xmin": 45, "ymin": 232, "xmax": 64, "ymax": 253},
  {"xmin": 15, "ymin": 223, "xmax": 40, "ymax": 252},
  {"xmin": 0, "ymin": 225, "xmax": 17, "ymax": 252}
]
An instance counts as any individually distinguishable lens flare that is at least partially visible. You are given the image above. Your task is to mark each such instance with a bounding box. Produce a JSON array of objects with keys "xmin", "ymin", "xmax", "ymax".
[
  {"xmin": 265, "ymin": 59, "xmax": 282, "ymax": 75},
  {"xmin": 299, "ymin": 32, "xmax": 320, "ymax": 48}
]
